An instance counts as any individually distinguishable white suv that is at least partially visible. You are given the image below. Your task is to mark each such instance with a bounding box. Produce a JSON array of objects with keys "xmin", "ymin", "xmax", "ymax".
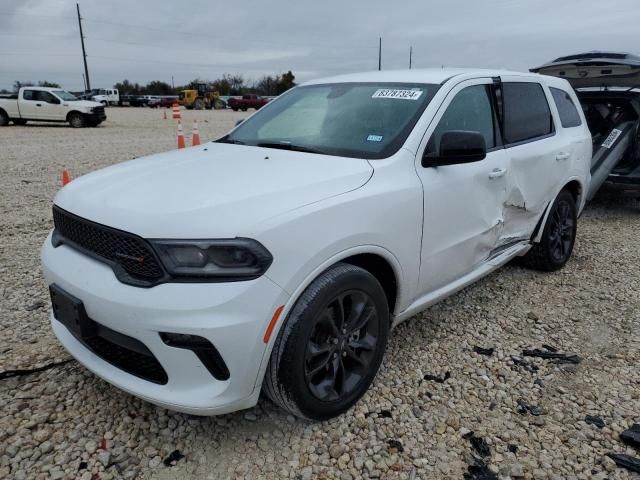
[{"xmin": 41, "ymin": 69, "xmax": 591, "ymax": 420}]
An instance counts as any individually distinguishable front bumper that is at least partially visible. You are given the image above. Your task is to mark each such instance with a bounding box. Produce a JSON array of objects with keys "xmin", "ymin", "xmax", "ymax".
[{"xmin": 41, "ymin": 231, "xmax": 289, "ymax": 415}]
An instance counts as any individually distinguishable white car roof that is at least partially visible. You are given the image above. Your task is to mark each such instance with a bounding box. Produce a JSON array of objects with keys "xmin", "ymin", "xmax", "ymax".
[
  {"xmin": 22, "ymin": 86, "xmax": 65, "ymax": 91},
  {"xmin": 303, "ymin": 68, "xmax": 547, "ymax": 86}
]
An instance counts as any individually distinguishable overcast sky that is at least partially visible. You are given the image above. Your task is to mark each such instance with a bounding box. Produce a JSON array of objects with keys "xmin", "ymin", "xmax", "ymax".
[{"xmin": 1, "ymin": 0, "xmax": 639, "ymax": 91}]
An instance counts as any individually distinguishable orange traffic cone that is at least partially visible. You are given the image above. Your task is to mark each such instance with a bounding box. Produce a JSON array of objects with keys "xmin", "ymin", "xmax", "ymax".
[
  {"xmin": 191, "ymin": 120, "xmax": 201, "ymax": 146},
  {"xmin": 61, "ymin": 169, "xmax": 70, "ymax": 186},
  {"xmin": 177, "ymin": 121, "xmax": 186, "ymax": 149},
  {"xmin": 163, "ymin": 109, "xmax": 167, "ymax": 120},
  {"xmin": 172, "ymin": 103, "xmax": 181, "ymax": 120}
]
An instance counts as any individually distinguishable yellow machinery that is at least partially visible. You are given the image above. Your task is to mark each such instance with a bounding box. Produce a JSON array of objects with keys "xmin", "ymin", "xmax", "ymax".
[{"xmin": 178, "ymin": 83, "xmax": 223, "ymax": 110}]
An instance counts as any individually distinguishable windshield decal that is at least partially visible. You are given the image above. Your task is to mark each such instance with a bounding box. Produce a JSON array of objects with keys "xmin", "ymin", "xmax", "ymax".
[
  {"xmin": 372, "ymin": 89, "xmax": 423, "ymax": 100},
  {"xmin": 366, "ymin": 134, "xmax": 384, "ymax": 142}
]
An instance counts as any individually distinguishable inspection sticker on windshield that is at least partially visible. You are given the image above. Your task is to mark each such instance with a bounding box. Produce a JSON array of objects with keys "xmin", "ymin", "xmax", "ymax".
[
  {"xmin": 601, "ymin": 129, "xmax": 622, "ymax": 149},
  {"xmin": 372, "ymin": 89, "xmax": 423, "ymax": 100},
  {"xmin": 366, "ymin": 134, "xmax": 384, "ymax": 142}
]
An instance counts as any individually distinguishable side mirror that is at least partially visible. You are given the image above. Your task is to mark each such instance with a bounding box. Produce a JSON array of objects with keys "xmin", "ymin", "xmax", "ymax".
[
  {"xmin": 50, "ymin": 97, "xmax": 61, "ymax": 105},
  {"xmin": 422, "ymin": 130, "xmax": 487, "ymax": 167}
]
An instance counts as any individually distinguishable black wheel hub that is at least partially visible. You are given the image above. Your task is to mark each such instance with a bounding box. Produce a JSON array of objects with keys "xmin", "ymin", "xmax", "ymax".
[
  {"xmin": 304, "ymin": 290, "xmax": 379, "ymax": 401},
  {"xmin": 549, "ymin": 200, "xmax": 574, "ymax": 263}
]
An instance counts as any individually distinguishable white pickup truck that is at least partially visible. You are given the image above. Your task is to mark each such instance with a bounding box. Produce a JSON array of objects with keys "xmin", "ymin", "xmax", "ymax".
[{"xmin": 0, "ymin": 87, "xmax": 106, "ymax": 127}]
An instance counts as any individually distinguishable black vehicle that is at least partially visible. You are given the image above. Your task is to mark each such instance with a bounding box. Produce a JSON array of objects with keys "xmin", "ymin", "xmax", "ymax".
[{"xmin": 532, "ymin": 52, "xmax": 640, "ymax": 199}]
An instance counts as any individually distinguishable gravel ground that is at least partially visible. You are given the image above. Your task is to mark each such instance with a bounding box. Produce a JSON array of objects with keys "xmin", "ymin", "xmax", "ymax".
[{"xmin": 1, "ymin": 108, "xmax": 639, "ymax": 480}]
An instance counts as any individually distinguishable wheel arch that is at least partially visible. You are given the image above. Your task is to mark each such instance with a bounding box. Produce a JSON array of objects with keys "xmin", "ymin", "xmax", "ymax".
[
  {"xmin": 339, "ymin": 253, "xmax": 398, "ymax": 314},
  {"xmin": 563, "ymin": 179, "xmax": 583, "ymax": 208},
  {"xmin": 253, "ymin": 245, "xmax": 403, "ymax": 393},
  {"xmin": 532, "ymin": 178, "xmax": 584, "ymax": 244},
  {"xmin": 65, "ymin": 110, "xmax": 84, "ymax": 122}
]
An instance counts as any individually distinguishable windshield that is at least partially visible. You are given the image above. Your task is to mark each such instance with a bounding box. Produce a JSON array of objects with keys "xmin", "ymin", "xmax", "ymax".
[
  {"xmin": 53, "ymin": 90, "xmax": 79, "ymax": 101},
  {"xmin": 221, "ymin": 82, "xmax": 440, "ymax": 159}
]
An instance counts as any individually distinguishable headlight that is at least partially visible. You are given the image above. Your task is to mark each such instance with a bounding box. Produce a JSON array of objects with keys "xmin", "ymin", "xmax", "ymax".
[{"xmin": 150, "ymin": 238, "xmax": 272, "ymax": 280}]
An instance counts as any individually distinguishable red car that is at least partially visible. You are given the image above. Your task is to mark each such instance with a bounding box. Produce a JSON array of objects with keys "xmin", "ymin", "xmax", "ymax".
[{"xmin": 227, "ymin": 94, "xmax": 269, "ymax": 111}]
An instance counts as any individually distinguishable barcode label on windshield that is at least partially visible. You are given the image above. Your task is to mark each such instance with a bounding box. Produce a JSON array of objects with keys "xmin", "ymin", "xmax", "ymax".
[
  {"xmin": 601, "ymin": 129, "xmax": 622, "ymax": 149},
  {"xmin": 372, "ymin": 89, "xmax": 423, "ymax": 100}
]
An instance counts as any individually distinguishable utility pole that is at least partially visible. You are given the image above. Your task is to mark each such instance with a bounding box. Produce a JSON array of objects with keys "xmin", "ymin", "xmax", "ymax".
[
  {"xmin": 76, "ymin": 3, "xmax": 91, "ymax": 91},
  {"xmin": 378, "ymin": 37, "xmax": 382, "ymax": 71},
  {"xmin": 171, "ymin": 75, "xmax": 175, "ymax": 89},
  {"xmin": 409, "ymin": 46, "xmax": 413, "ymax": 69},
  {"xmin": 82, "ymin": 73, "xmax": 87, "ymax": 90}
]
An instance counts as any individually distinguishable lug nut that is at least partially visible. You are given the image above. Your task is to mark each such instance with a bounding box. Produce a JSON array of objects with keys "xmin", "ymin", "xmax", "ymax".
[{"xmin": 342, "ymin": 351, "xmax": 347, "ymax": 357}]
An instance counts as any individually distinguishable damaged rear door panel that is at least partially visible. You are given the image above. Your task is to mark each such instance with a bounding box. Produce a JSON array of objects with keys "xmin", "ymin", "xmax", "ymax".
[{"xmin": 497, "ymin": 78, "xmax": 575, "ymax": 241}]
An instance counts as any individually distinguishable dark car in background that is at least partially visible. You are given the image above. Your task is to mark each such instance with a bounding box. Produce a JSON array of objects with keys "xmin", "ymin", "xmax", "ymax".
[
  {"xmin": 148, "ymin": 96, "xmax": 179, "ymax": 108},
  {"xmin": 532, "ymin": 52, "xmax": 640, "ymax": 199}
]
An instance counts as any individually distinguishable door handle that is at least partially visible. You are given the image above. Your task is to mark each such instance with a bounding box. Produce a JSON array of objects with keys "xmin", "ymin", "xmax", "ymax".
[
  {"xmin": 488, "ymin": 168, "xmax": 507, "ymax": 179},
  {"xmin": 36, "ymin": 103, "xmax": 42, "ymax": 107},
  {"xmin": 556, "ymin": 152, "xmax": 570, "ymax": 161}
]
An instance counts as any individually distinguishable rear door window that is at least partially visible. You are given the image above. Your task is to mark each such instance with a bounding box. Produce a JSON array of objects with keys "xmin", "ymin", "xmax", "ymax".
[
  {"xmin": 549, "ymin": 87, "xmax": 582, "ymax": 128},
  {"xmin": 503, "ymin": 82, "xmax": 554, "ymax": 145}
]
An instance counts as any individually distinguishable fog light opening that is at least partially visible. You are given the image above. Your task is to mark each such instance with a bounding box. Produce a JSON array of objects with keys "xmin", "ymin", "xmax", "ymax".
[{"xmin": 159, "ymin": 332, "xmax": 230, "ymax": 381}]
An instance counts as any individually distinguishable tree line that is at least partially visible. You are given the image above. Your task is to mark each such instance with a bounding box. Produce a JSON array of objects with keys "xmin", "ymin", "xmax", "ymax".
[
  {"xmin": 115, "ymin": 71, "xmax": 296, "ymax": 97},
  {"xmin": 0, "ymin": 80, "xmax": 62, "ymax": 93},
  {"xmin": 2, "ymin": 72, "xmax": 296, "ymax": 96}
]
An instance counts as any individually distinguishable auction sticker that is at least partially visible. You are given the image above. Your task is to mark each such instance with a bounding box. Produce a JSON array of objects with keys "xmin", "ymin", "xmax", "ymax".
[
  {"xmin": 601, "ymin": 129, "xmax": 622, "ymax": 149},
  {"xmin": 372, "ymin": 89, "xmax": 423, "ymax": 100},
  {"xmin": 366, "ymin": 134, "xmax": 383, "ymax": 142}
]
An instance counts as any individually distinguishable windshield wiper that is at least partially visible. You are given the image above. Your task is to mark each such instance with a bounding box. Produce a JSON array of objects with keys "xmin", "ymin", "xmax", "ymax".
[
  {"xmin": 216, "ymin": 136, "xmax": 245, "ymax": 145},
  {"xmin": 256, "ymin": 142, "xmax": 325, "ymax": 154}
]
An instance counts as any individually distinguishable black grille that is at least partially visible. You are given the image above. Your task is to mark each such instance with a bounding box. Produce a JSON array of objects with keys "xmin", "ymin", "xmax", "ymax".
[
  {"xmin": 52, "ymin": 206, "xmax": 164, "ymax": 284},
  {"xmin": 84, "ymin": 334, "xmax": 168, "ymax": 384},
  {"xmin": 93, "ymin": 106, "xmax": 105, "ymax": 116}
]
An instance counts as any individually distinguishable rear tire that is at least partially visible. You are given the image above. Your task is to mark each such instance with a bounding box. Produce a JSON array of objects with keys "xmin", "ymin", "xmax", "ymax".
[
  {"xmin": 263, "ymin": 263, "xmax": 389, "ymax": 420},
  {"xmin": 68, "ymin": 112, "xmax": 86, "ymax": 128},
  {"xmin": 0, "ymin": 110, "xmax": 8, "ymax": 126},
  {"xmin": 519, "ymin": 190, "xmax": 577, "ymax": 271}
]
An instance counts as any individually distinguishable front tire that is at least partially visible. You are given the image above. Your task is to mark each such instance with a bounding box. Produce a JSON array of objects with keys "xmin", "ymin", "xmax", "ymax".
[
  {"xmin": 0, "ymin": 110, "xmax": 8, "ymax": 126},
  {"xmin": 263, "ymin": 263, "xmax": 389, "ymax": 420},
  {"xmin": 68, "ymin": 112, "xmax": 86, "ymax": 128},
  {"xmin": 519, "ymin": 190, "xmax": 577, "ymax": 271}
]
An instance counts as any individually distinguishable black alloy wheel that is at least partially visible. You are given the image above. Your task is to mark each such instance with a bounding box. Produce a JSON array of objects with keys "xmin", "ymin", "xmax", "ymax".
[
  {"xmin": 263, "ymin": 263, "xmax": 389, "ymax": 420},
  {"xmin": 548, "ymin": 198, "xmax": 575, "ymax": 264},
  {"xmin": 304, "ymin": 290, "xmax": 379, "ymax": 402}
]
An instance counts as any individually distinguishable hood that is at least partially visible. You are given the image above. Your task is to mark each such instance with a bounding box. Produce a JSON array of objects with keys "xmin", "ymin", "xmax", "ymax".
[
  {"xmin": 531, "ymin": 52, "xmax": 640, "ymax": 89},
  {"xmin": 54, "ymin": 143, "xmax": 373, "ymax": 238},
  {"xmin": 67, "ymin": 100, "xmax": 103, "ymax": 108}
]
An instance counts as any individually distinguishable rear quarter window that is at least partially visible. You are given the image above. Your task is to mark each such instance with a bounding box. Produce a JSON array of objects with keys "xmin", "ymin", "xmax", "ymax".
[
  {"xmin": 503, "ymin": 82, "xmax": 554, "ymax": 144},
  {"xmin": 550, "ymin": 87, "xmax": 582, "ymax": 128}
]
